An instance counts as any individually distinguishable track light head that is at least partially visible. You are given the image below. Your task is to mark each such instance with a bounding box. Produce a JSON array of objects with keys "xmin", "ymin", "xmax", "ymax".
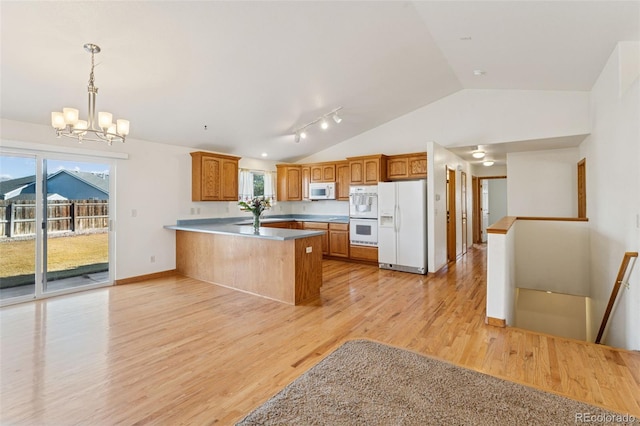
[
  {"xmin": 320, "ymin": 119, "xmax": 329, "ymax": 130},
  {"xmin": 294, "ymin": 132, "xmax": 300, "ymax": 143},
  {"xmin": 300, "ymin": 130, "xmax": 307, "ymax": 139},
  {"xmin": 332, "ymin": 113, "xmax": 342, "ymax": 124}
]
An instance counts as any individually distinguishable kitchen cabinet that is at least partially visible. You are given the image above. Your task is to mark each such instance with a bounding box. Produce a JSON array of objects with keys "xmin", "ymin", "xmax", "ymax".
[
  {"xmin": 310, "ymin": 163, "xmax": 336, "ymax": 183},
  {"xmin": 191, "ymin": 151, "xmax": 240, "ymax": 201},
  {"xmin": 335, "ymin": 161, "xmax": 350, "ymax": 201},
  {"xmin": 350, "ymin": 245, "xmax": 378, "ymax": 262},
  {"xmin": 348, "ymin": 155, "xmax": 388, "ymax": 185},
  {"xmin": 276, "ymin": 164, "xmax": 302, "ymax": 201},
  {"xmin": 387, "ymin": 153, "xmax": 427, "ymax": 180},
  {"xmin": 329, "ymin": 223, "xmax": 349, "ymax": 258},
  {"xmin": 261, "ymin": 221, "xmax": 299, "ymax": 229},
  {"xmin": 301, "ymin": 165, "xmax": 311, "ymax": 200},
  {"xmin": 303, "ymin": 222, "xmax": 329, "ymax": 255}
]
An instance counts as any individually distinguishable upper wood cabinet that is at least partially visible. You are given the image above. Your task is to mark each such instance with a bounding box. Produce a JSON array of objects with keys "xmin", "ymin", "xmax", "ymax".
[
  {"xmin": 335, "ymin": 161, "xmax": 350, "ymax": 201},
  {"xmin": 387, "ymin": 152, "xmax": 427, "ymax": 180},
  {"xmin": 191, "ymin": 151, "xmax": 240, "ymax": 201},
  {"xmin": 347, "ymin": 155, "xmax": 388, "ymax": 185},
  {"xmin": 310, "ymin": 163, "xmax": 336, "ymax": 183},
  {"xmin": 301, "ymin": 165, "xmax": 311, "ymax": 200},
  {"xmin": 276, "ymin": 164, "xmax": 302, "ymax": 201}
]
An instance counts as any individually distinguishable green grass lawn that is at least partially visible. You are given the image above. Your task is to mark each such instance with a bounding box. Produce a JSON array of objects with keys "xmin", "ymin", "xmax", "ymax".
[{"xmin": 0, "ymin": 233, "xmax": 108, "ymax": 278}]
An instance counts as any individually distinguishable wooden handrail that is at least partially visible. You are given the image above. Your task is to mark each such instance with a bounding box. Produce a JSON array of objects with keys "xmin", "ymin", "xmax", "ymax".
[{"xmin": 595, "ymin": 251, "xmax": 638, "ymax": 344}]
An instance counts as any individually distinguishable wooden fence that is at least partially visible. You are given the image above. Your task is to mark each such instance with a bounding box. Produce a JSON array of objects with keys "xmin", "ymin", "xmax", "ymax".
[{"xmin": 0, "ymin": 200, "xmax": 108, "ymax": 237}]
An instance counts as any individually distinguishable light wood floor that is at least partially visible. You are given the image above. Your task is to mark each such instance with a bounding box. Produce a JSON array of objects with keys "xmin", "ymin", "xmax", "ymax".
[{"xmin": 1, "ymin": 246, "xmax": 639, "ymax": 424}]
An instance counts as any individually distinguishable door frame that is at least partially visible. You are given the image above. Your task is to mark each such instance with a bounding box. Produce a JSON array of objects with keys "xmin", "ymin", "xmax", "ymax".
[
  {"xmin": 461, "ymin": 171, "xmax": 467, "ymax": 254},
  {"xmin": 446, "ymin": 167, "xmax": 456, "ymax": 262}
]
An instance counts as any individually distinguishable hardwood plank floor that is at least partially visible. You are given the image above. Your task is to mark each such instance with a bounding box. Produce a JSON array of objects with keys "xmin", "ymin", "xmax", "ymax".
[{"xmin": 1, "ymin": 246, "xmax": 639, "ymax": 424}]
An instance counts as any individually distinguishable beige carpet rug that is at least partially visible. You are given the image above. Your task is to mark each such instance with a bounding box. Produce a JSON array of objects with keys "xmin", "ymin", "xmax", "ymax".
[{"xmin": 237, "ymin": 339, "xmax": 636, "ymax": 425}]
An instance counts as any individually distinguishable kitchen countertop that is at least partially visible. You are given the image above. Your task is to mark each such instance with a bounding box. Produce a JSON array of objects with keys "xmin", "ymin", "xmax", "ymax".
[{"xmin": 164, "ymin": 214, "xmax": 347, "ymax": 241}]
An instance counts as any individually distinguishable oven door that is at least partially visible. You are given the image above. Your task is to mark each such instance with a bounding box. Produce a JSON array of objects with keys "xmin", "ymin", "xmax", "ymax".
[{"xmin": 349, "ymin": 218, "xmax": 378, "ymax": 247}]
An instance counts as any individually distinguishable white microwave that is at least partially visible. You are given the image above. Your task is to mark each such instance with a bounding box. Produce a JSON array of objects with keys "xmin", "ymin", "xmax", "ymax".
[{"xmin": 309, "ymin": 182, "xmax": 336, "ymax": 200}]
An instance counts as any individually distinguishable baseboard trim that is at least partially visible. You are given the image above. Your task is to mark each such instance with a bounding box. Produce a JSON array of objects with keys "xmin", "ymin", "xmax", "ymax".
[
  {"xmin": 486, "ymin": 316, "xmax": 506, "ymax": 328},
  {"xmin": 115, "ymin": 269, "xmax": 177, "ymax": 285}
]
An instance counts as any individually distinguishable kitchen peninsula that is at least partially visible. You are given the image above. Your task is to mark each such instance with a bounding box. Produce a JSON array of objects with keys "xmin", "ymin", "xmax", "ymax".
[{"xmin": 165, "ymin": 221, "xmax": 325, "ymax": 305}]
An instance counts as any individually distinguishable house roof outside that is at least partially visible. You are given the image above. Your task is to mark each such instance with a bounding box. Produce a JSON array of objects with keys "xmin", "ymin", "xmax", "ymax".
[{"xmin": 0, "ymin": 170, "xmax": 109, "ymax": 201}]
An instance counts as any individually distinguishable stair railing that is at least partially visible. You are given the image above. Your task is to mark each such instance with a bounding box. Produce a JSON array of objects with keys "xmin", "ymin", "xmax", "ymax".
[{"xmin": 595, "ymin": 251, "xmax": 638, "ymax": 344}]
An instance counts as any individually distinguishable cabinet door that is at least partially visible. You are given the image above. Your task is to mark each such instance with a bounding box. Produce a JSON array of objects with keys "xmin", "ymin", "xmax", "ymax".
[
  {"xmin": 322, "ymin": 164, "xmax": 336, "ymax": 182},
  {"xmin": 221, "ymin": 159, "xmax": 239, "ymax": 200},
  {"xmin": 387, "ymin": 157, "xmax": 409, "ymax": 180},
  {"xmin": 408, "ymin": 155, "xmax": 427, "ymax": 178},
  {"xmin": 329, "ymin": 230, "xmax": 349, "ymax": 257},
  {"xmin": 286, "ymin": 167, "xmax": 302, "ymax": 200},
  {"xmin": 349, "ymin": 160, "xmax": 364, "ymax": 185},
  {"xmin": 336, "ymin": 162, "xmax": 350, "ymax": 201},
  {"xmin": 302, "ymin": 166, "xmax": 310, "ymax": 200},
  {"xmin": 363, "ymin": 158, "xmax": 380, "ymax": 184},
  {"xmin": 310, "ymin": 165, "xmax": 323, "ymax": 182},
  {"xmin": 201, "ymin": 156, "xmax": 221, "ymax": 200}
]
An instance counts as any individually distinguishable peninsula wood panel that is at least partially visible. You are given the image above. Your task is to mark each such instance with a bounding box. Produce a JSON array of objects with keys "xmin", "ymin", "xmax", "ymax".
[
  {"xmin": 2, "ymin": 247, "xmax": 639, "ymax": 425},
  {"xmin": 175, "ymin": 230, "xmax": 322, "ymax": 305}
]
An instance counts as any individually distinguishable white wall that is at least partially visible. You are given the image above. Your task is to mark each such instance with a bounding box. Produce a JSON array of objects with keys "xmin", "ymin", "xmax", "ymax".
[
  {"xmin": 506, "ymin": 148, "xmax": 580, "ymax": 217},
  {"xmin": 486, "ymin": 226, "xmax": 516, "ymax": 325},
  {"xmin": 1, "ymin": 119, "xmax": 277, "ymax": 280},
  {"xmin": 428, "ymin": 141, "xmax": 472, "ymax": 272},
  {"xmin": 515, "ymin": 220, "xmax": 590, "ymax": 296},
  {"xmin": 299, "ymin": 89, "xmax": 589, "ymax": 163},
  {"xmin": 472, "ymin": 164, "xmax": 507, "ymax": 178},
  {"xmin": 581, "ymin": 42, "xmax": 640, "ymax": 350}
]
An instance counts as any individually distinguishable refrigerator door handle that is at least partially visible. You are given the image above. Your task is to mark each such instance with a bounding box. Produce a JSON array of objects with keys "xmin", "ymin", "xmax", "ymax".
[{"xmin": 394, "ymin": 205, "xmax": 400, "ymax": 232}]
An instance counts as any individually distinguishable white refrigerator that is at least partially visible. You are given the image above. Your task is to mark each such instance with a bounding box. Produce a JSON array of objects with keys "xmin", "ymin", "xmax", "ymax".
[{"xmin": 378, "ymin": 180, "xmax": 427, "ymax": 274}]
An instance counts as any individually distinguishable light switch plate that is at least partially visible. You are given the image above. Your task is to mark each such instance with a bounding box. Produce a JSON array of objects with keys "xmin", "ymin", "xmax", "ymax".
[{"xmin": 306, "ymin": 247, "xmax": 312, "ymax": 253}]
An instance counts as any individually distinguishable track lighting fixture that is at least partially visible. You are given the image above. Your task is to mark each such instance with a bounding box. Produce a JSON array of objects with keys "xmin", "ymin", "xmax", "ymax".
[{"xmin": 292, "ymin": 106, "xmax": 343, "ymax": 142}]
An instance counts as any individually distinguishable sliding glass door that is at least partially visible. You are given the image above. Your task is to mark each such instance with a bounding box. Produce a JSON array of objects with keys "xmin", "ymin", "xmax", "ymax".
[
  {"xmin": 0, "ymin": 154, "xmax": 37, "ymax": 301},
  {"xmin": 0, "ymin": 152, "xmax": 113, "ymax": 305}
]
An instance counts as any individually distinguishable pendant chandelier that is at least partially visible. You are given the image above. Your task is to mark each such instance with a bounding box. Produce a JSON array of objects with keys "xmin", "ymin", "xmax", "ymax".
[{"xmin": 51, "ymin": 43, "xmax": 130, "ymax": 145}]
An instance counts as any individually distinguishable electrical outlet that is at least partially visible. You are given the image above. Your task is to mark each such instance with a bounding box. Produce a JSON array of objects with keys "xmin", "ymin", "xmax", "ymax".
[
  {"xmin": 190, "ymin": 208, "xmax": 195, "ymax": 215},
  {"xmin": 197, "ymin": 207, "xmax": 201, "ymax": 214},
  {"xmin": 150, "ymin": 255, "xmax": 155, "ymax": 263},
  {"xmin": 131, "ymin": 209, "xmax": 137, "ymax": 217},
  {"xmin": 306, "ymin": 246, "xmax": 312, "ymax": 253}
]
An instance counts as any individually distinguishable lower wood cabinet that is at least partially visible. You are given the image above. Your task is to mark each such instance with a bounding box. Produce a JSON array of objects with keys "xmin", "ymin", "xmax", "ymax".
[
  {"xmin": 261, "ymin": 221, "xmax": 299, "ymax": 229},
  {"xmin": 350, "ymin": 245, "xmax": 378, "ymax": 262},
  {"xmin": 328, "ymin": 223, "xmax": 349, "ymax": 258}
]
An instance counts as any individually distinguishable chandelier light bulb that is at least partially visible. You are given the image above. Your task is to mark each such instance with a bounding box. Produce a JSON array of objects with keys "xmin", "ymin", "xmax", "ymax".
[
  {"xmin": 98, "ymin": 112, "xmax": 113, "ymax": 131},
  {"xmin": 51, "ymin": 112, "xmax": 65, "ymax": 130},
  {"xmin": 116, "ymin": 119, "xmax": 130, "ymax": 137},
  {"xmin": 63, "ymin": 108, "xmax": 79, "ymax": 126}
]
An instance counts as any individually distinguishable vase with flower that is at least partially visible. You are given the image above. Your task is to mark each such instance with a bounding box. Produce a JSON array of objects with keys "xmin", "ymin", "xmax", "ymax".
[{"xmin": 238, "ymin": 196, "xmax": 271, "ymax": 233}]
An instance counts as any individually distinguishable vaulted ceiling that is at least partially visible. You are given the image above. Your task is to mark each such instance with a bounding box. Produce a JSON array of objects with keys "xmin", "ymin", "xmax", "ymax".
[{"xmin": 1, "ymin": 1, "xmax": 638, "ymax": 162}]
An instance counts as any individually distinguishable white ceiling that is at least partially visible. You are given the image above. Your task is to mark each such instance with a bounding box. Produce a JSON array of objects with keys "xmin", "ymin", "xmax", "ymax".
[{"xmin": 1, "ymin": 1, "xmax": 638, "ymax": 162}]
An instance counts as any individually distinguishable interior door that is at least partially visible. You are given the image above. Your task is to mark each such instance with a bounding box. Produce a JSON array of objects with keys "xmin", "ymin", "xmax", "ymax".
[
  {"xmin": 481, "ymin": 179, "xmax": 489, "ymax": 243},
  {"xmin": 577, "ymin": 158, "xmax": 586, "ymax": 218}
]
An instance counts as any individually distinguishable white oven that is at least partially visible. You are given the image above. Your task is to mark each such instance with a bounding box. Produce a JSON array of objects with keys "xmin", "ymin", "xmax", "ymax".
[
  {"xmin": 349, "ymin": 218, "xmax": 378, "ymax": 247},
  {"xmin": 349, "ymin": 185, "xmax": 378, "ymax": 219}
]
